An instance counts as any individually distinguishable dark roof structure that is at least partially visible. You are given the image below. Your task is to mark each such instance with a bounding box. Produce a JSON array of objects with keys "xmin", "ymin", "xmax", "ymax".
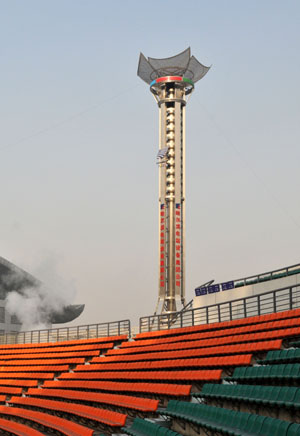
[
  {"xmin": 0, "ymin": 256, "xmax": 84, "ymax": 324},
  {"xmin": 137, "ymin": 47, "xmax": 210, "ymax": 84}
]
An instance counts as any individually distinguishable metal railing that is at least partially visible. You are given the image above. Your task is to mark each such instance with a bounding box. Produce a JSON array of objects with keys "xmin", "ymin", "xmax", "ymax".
[
  {"xmin": 0, "ymin": 319, "xmax": 131, "ymax": 345},
  {"xmin": 233, "ymin": 262, "xmax": 300, "ymax": 288},
  {"xmin": 139, "ymin": 284, "xmax": 300, "ymax": 333}
]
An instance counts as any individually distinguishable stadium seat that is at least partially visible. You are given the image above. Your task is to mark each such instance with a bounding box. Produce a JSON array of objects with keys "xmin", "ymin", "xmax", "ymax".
[
  {"xmin": 0, "ymin": 406, "xmax": 94, "ymax": 436},
  {"xmin": 74, "ymin": 354, "xmax": 252, "ymax": 371},
  {"xmin": 0, "ymin": 371, "xmax": 54, "ymax": 379},
  {"xmin": 257, "ymin": 348, "xmax": 300, "ymax": 364},
  {"xmin": 28, "ymin": 387, "xmax": 159, "ymax": 412},
  {"xmin": 227, "ymin": 364, "xmax": 300, "ymax": 383},
  {"xmin": 194, "ymin": 383, "xmax": 300, "ymax": 410},
  {"xmin": 0, "ymin": 386, "xmax": 22, "ymax": 395},
  {"xmin": 0, "ymin": 379, "xmax": 38, "ymax": 388},
  {"xmin": 136, "ymin": 308, "xmax": 300, "ymax": 340},
  {"xmin": 0, "ymin": 350, "xmax": 100, "ymax": 359},
  {"xmin": 161, "ymin": 400, "xmax": 298, "ymax": 435},
  {"xmin": 43, "ymin": 379, "xmax": 192, "ymax": 396},
  {"xmin": 91, "ymin": 340, "xmax": 282, "ymax": 363},
  {"xmin": 0, "ymin": 416, "xmax": 45, "ymax": 435},
  {"xmin": 9, "ymin": 395, "xmax": 127, "ymax": 427},
  {"xmin": 59, "ymin": 368, "xmax": 223, "ymax": 382},
  {"xmin": 0, "ymin": 357, "xmax": 85, "ymax": 366},
  {"xmin": 122, "ymin": 417, "xmax": 182, "ymax": 435},
  {"xmin": 0, "ymin": 364, "xmax": 69, "ymax": 372},
  {"xmin": 123, "ymin": 316, "xmax": 300, "ymax": 350}
]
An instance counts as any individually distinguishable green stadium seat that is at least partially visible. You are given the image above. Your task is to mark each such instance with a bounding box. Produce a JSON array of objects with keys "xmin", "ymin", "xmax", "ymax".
[
  {"xmin": 161, "ymin": 400, "xmax": 300, "ymax": 436},
  {"xmin": 122, "ymin": 417, "xmax": 183, "ymax": 436},
  {"xmin": 194, "ymin": 383, "xmax": 300, "ymax": 416},
  {"xmin": 287, "ymin": 423, "xmax": 300, "ymax": 436},
  {"xmin": 228, "ymin": 363, "xmax": 300, "ymax": 383}
]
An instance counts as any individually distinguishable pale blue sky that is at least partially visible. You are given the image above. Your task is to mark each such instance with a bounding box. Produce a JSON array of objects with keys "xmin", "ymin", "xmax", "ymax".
[{"xmin": 0, "ymin": 1, "xmax": 300, "ymax": 327}]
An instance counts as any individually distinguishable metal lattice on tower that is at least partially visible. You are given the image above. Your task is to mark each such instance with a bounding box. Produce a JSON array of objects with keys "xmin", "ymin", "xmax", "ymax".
[{"xmin": 137, "ymin": 48, "xmax": 210, "ymax": 315}]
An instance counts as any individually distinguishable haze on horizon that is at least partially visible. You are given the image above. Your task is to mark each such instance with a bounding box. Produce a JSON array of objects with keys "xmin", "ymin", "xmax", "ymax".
[{"xmin": 0, "ymin": 0, "xmax": 300, "ymax": 327}]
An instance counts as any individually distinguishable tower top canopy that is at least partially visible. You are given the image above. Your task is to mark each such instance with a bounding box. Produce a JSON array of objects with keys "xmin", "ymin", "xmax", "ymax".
[{"xmin": 137, "ymin": 47, "xmax": 210, "ymax": 85}]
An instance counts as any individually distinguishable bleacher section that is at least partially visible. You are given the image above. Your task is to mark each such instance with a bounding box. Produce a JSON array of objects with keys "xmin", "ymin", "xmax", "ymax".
[{"xmin": 0, "ymin": 310, "xmax": 300, "ymax": 434}]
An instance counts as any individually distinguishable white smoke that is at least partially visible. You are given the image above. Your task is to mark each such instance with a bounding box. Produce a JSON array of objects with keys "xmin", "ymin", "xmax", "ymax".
[{"xmin": 4, "ymin": 256, "xmax": 77, "ymax": 331}]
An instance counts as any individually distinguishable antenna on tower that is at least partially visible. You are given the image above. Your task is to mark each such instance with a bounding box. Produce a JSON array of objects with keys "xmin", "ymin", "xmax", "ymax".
[{"xmin": 137, "ymin": 48, "xmax": 210, "ymax": 315}]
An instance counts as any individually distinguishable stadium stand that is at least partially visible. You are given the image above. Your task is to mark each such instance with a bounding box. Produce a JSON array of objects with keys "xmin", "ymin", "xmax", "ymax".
[{"xmin": 0, "ymin": 302, "xmax": 299, "ymax": 433}]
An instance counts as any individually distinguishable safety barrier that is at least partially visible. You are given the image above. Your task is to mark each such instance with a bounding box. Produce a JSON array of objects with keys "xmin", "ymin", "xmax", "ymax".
[
  {"xmin": 139, "ymin": 283, "xmax": 300, "ymax": 332},
  {"xmin": 0, "ymin": 319, "xmax": 131, "ymax": 344}
]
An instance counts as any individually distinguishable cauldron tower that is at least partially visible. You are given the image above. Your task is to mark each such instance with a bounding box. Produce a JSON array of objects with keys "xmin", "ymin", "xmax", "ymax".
[{"xmin": 137, "ymin": 48, "xmax": 209, "ymax": 314}]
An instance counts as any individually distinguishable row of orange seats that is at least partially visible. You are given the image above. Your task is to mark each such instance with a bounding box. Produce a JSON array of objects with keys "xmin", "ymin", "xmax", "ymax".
[
  {"xmin": 94, "ymin": 340, "xmax": 282, "ymax": 363},
  {"xmin": 0, "ymin": 380, "xmax": 38, "ymax": 388},
  {"xmin": 0, "ymin": 372, "xmax": 54, "ymax": 380},
  {"xmin": 9, "ymin": 395, "xmax": 127, "ymax": 427},
  {"xmin": 0, "ymin": 416, "xmax": 44, "ymax": 436},
  {"xmin": 0, "ymin": 342, "xmax": 114, "ymax": 355},
  {"xmin": 136, "ymin": 308, "xmax": 300, "ymax": 340},
  {"xmin": 58, "ymin": 369, "xmax": 223, "ymax": 382},
  {"xmin": 74, "ymin": 354, "xmax": 252, "ymax": 372},
  {"xmin": 108, "ymin": 327, "xmax": 299, "ymax": 356},
  {"xmin": 27, "ymin": 387, "xmax": 159, "ymax": 412},
  {"xmin": 0, "ymin": 357, "xmax": 85, "ymax": 366},
  {"xmin": 0, "ymin": 406, "xmax": 94, "ymax": 436},
  {"xmin": 0, "ymin": 386, "xmax": 22, "ymax": 395},
  {"xmin": 0, "ymin": 365, "xmax": 69, "ymax": 373},
  {"xmin": 44, "ymin": 379, "xmax": 192, "ymax": 396},
  {"xmin": 123, "ymin": 315, "xmax": 300, "ymax": 348},
  {"xmin": 0, "ymin": 350, "xmax": 100, "ymax": 360}
]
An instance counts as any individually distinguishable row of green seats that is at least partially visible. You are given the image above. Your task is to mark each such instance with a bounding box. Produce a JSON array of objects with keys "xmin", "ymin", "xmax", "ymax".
[
  {"xmin": 234, "ymin": 268, "xmax": 300, "ymax": 288},
  {"xmin": 227, "ymin": 363, "xmax": 300, "ymax": 382},
  {"xmin": 161, "ymin": 400, "xmax": 299, "ymax": 435},
  {"xmin": 193, "ymin": 383, "xmax": 300, "ymax": 408},
  {"xmin": 257, "ymin": 349, "xmax": 300, "ymax": 364},
  {"xmin": 289, "ymin": 340, "xmax": 300, "ymax": 348},
  {"xmin": 122, "ymin": 417, "xmax": 182, "ymax": 436}
]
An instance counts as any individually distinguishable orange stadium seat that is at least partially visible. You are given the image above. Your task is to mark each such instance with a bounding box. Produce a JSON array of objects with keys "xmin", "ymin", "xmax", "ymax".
[
  {"xmin": 0, "ymin": 386, "xmax": 22, "ymax": 395},
  {"xmin": 0, "ymin": 343, "xmax": 112, "ymax": 354},
  {"xmin": 0, "ymin": 365, "xmax": 69, "ymax": 372},
  {"xmin": 0, "ymin": 350, "xmax": 100, "ymax": 360},
  {"xmin": 107, "ymin": 330, "xmax": 293, "ymax": 355},
  {"xmin": 0, "ymin": 406, "xmax": 94, "ymax": 436},
  {"xmin": 28, "ymin": 387, "xmax": 159, "ymax": 412},
  {"xmin": 0, "ymin": 372, "xmax": 54, "ymax": 379},
  {"xmin": 0, "ymin": 379, "xmax": 38, "ymax": 388},
  {"xmin": 0, "ymin": 416, "xmax": 45, "ymax": 436},
  {"xmin": 9, "ymin": 396, "xmax": 127, "ymax": 427},
  {"xmin": 135, "ymin": 308, "xmax": 300, "ymax": 340},
  {"xmin": 74, "ymin": 354, "xmax": 252, "ymax": 371},
  {"xmin": 59, "ymin": 368, "xmax": 222, "ymax": 382},
  {"xmin": 91, "ymin": 340, "xmax": 282, "ymax": 362},
  {"xmin": 0, "ymin": 357, "xmax": 86, "ymax": 366},
  {"xmin": 43, "ymin": 379, "xmax": 192, "ymax": 396},
  {"xmin": 121, "ymin": 316, "xmax": 300, "ymax": 349}
]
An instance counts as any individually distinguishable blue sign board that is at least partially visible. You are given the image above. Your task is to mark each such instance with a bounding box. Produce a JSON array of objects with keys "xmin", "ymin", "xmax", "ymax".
[
  {"xmin": 208, "ymin": 284, "xmax": 220, "ymax": 294},
  {"xmin": 195, "ymin": 281, "xmax": 235, "ymax": 296},
  {"xmin": 221, "ymin": 281, "xmax": 235, "ymax": 291},
  {"xmin": 195, "ymin": 287, "xmax": 208, "ymax": 296}
]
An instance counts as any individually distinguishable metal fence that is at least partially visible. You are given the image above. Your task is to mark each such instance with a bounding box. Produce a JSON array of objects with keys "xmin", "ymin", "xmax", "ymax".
[
  {"xmin": 232, "ymin": 263, "xmax": 300, "ymax": 288},
  {"xmin": 0, "ymin": 319, "xmax": 131, "ymax": 345},
  {"xmin": 139, "ymin": 284, "xmax": 300, "ymax": 333}
]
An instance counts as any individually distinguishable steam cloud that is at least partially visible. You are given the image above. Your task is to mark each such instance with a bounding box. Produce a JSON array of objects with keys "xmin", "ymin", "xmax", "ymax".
[{"xmin": 4, "ymin": 257, "xmax": 76, "ymax": 331}]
